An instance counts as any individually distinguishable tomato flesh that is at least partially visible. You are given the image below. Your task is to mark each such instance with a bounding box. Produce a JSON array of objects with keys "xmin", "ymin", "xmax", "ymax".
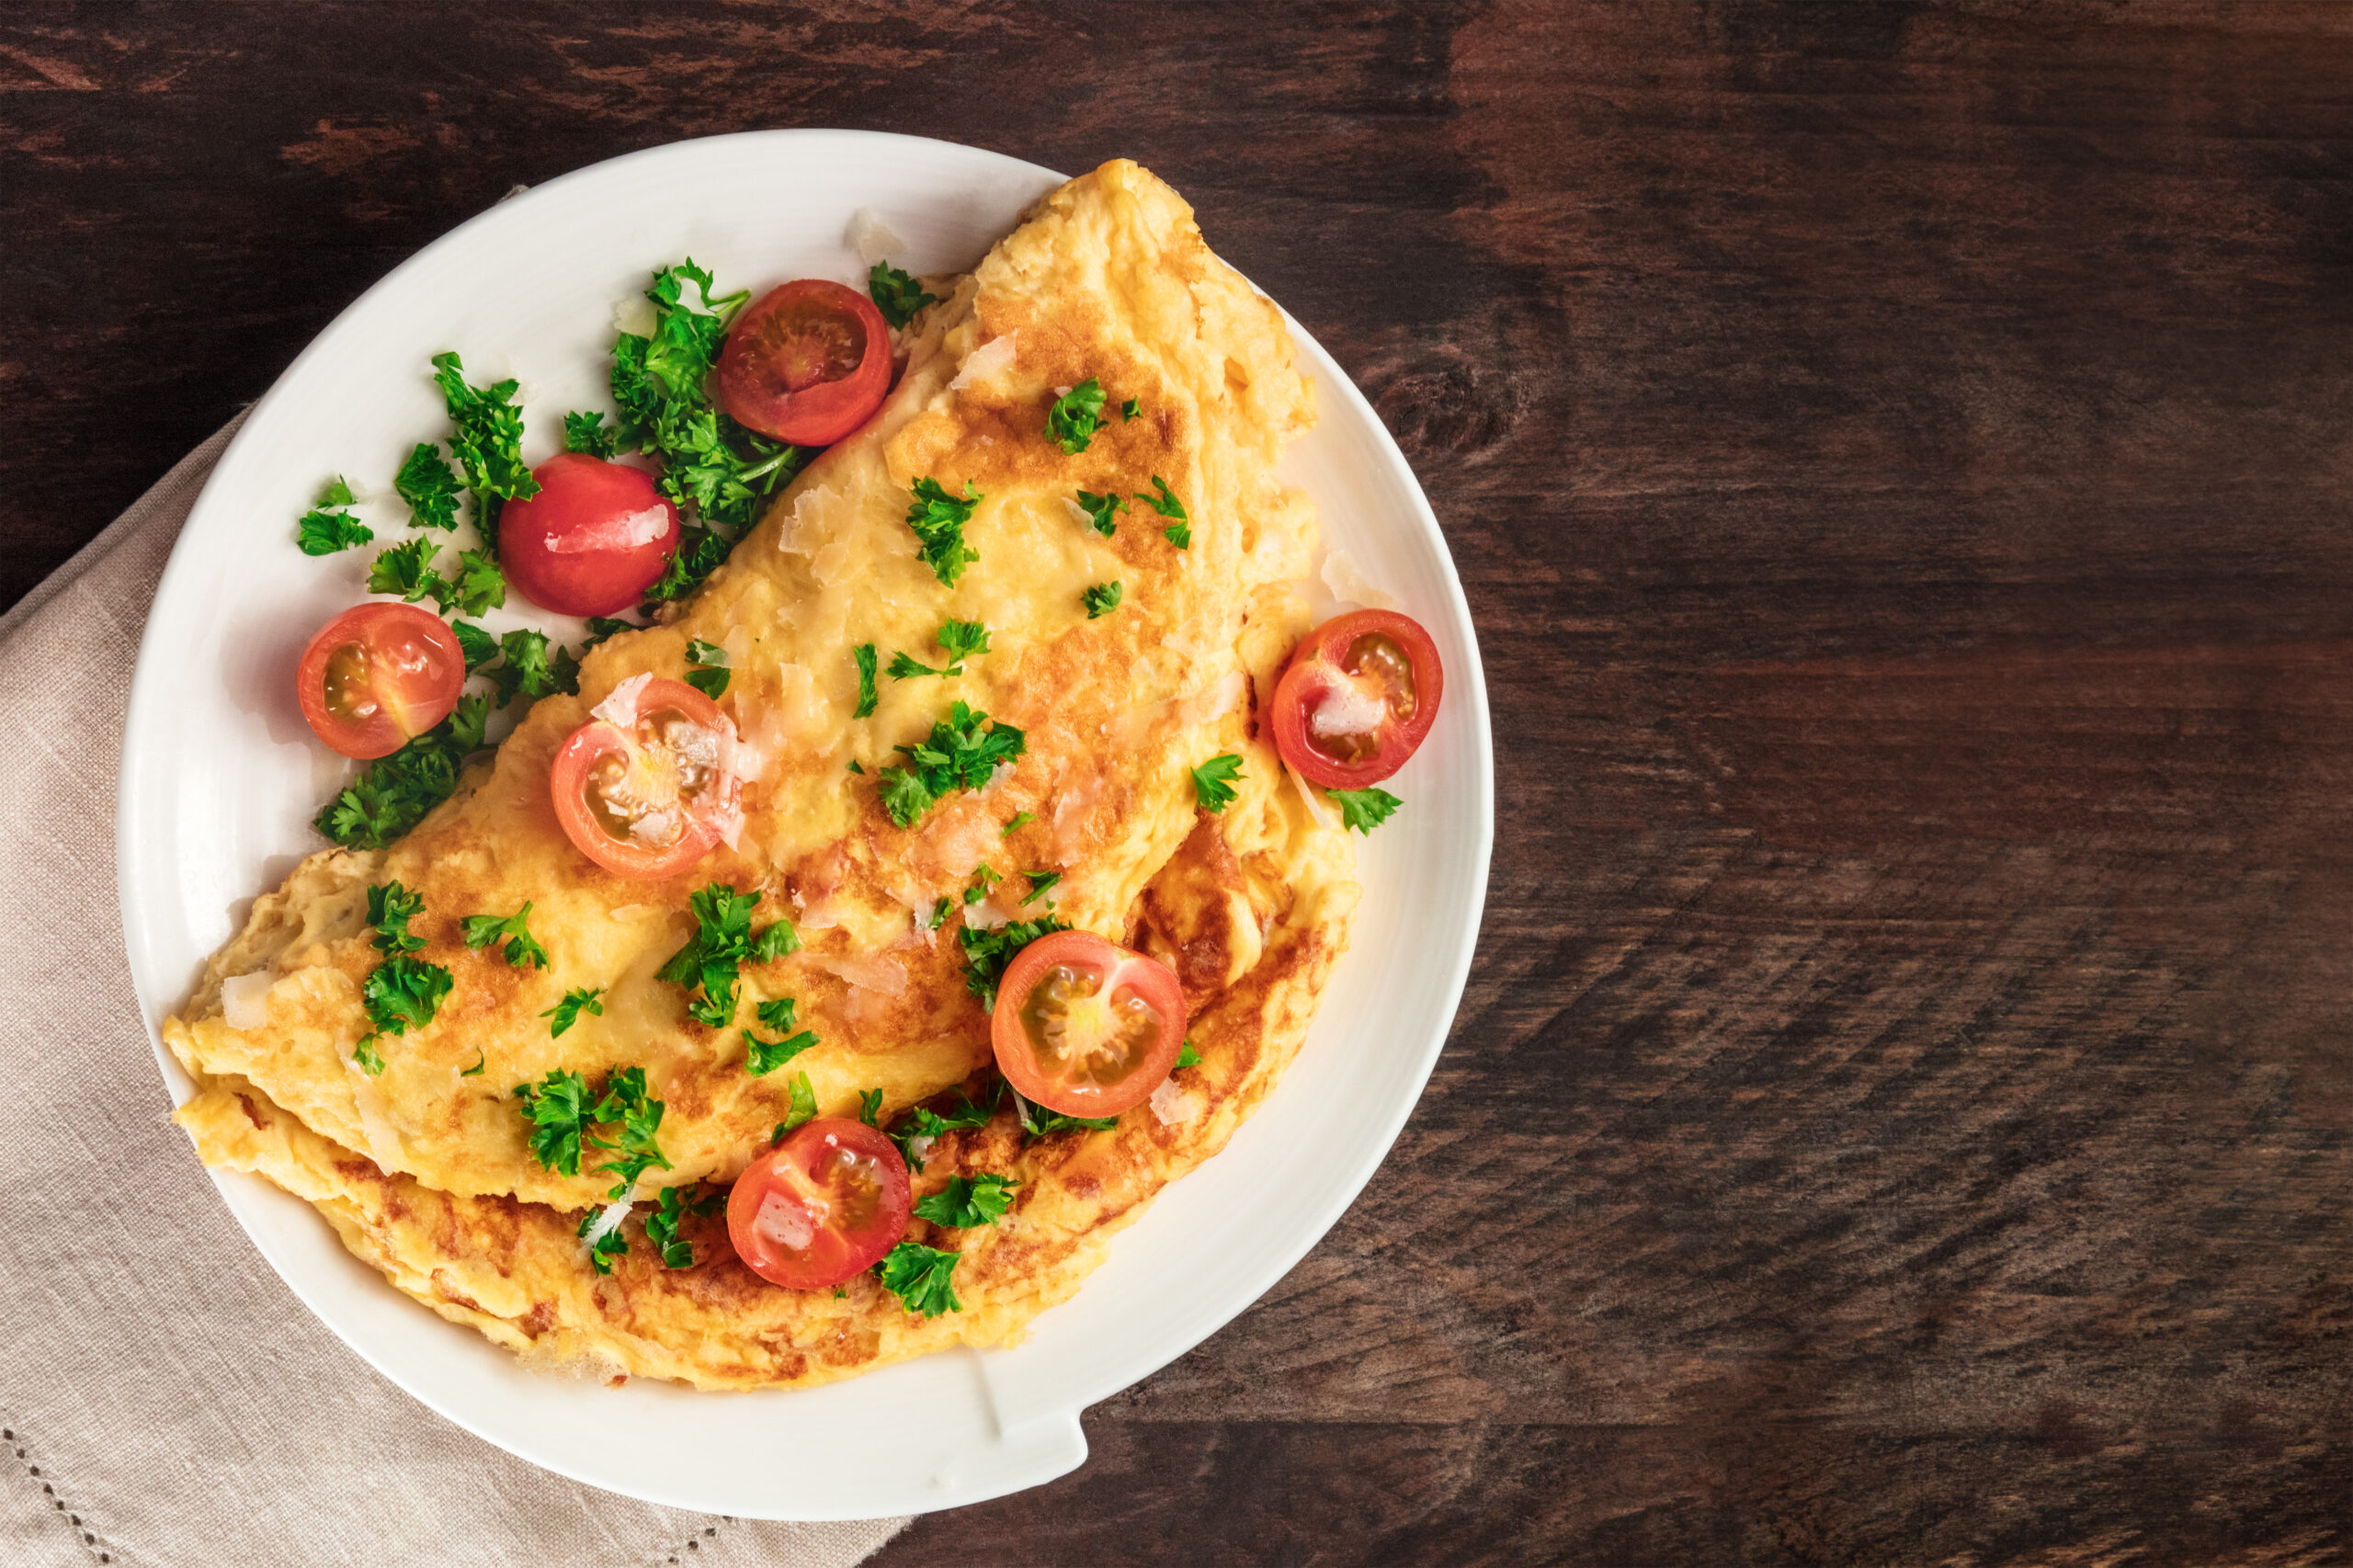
[
  {"xmin": 497, "ymin": 453, "xmax": 681, "ymax": 617},
  {"xmin": 716, "ymin": 279, "xmax": 892, "ymax": 447},
  {"xmin": 992, "ymin": 930, "xmax": 1187, "ymax": 1119},
  {"xmin": 549, "ymin": 677, "xmax": 738, "ymax": 880},
  {"xmin": 295, "ymin": 602, "xmax": 465, "ymax": 759},
  {"xmin": 1269, "ymin": 608, "xmax": 1445, "ymax": 789},
  {"xmin": 726, "ymin": 1118, "xmax": 911, "ymax": 1290}
]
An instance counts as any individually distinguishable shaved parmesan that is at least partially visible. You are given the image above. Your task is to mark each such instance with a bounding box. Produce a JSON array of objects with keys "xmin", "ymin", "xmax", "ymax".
[
  {"xmin": 963, "ymin": 900, "xmax": 1010, "ymax": 931},
  {"xmin": 1322, "ymin": 543, "xmax": 1401, "ymax": 610},
  {"xmin": 583, "ymin": 1198, "xmax": 633, "ymax": 1245},
  {"xmin": 221, "ymin": 971, "xmax": 273, "ymax": 1031},
  {"xmin": 776, "ymin": 483, "xmax": 838, "ymax": 555},
  {"xmin": 612, "ymin": 294, "xmax": 656, "ymax": 337},
  {"xmin": 813, "ymin": 951, "xmax": 908, "ymax": 996},
  {"xmin": 949, "ymin": 332, "xmax": 1017, "ymax": 392},
  {"xmin": 1287, "ymin": 758, "xmax": 1338, "ymax": 832},
  {"xmin": 905, "ymin": 1134, "xmax": 936, "ymax": 1167},
  {"xmin": 1149, "ymin": 1078, "xmax": 1203, "ymax": 1126},
  {"xmin": 847, "ymin": 207, "xmax": 904, "ymax": 265},
  {"xmin": 593, "ymin": 673, "xmax": 652, "ymax": 728},
  {"xmin": 1062, "ymin": 496, "xmax": 1097, "ymax": 532}
]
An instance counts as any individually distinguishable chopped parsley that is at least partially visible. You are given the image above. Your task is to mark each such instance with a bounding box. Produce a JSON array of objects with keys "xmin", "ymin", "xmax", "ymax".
[
  {"xmin": 904, "ymin": 478, "xmax": 982, "ymax": 586},
  {"xmin": 366, "ymin": 538, "xmax": 506, "ymax": 618},
  {"xmin": 1003, "ymin": 811, "xmax": 1034, "ymax": 835},
  {"xmin": 1046, "ymin": 379, "xmax": 1107, "ymax": 455},
  {"xmin": 487, "ymin": 628, "xmax": 580, "ymax": 707},
  {"xmin": 1138, "ymin": 475, "xmax": 1190, "ymax": 549},
  {"xmin": 773, "ymin": 1070, "xmax": 818, "ymax": 1140},
  {"xmin": 578, "ymin": 1210, "xmax": 630, "ymax": 1274},
  {"xmin": 367, "ymin": 537, "xmax": 438, "ymax": 600},
  {"xmin": 612, "ymin": 262, "xmax": 806, "ymax": 603},
  {"xmin": 957, "ymin": 915, "xmax": 1068, "ymax": 1011},
  {"xmin": 1190, "ymin": 754, "xmax": 1243, "ymax": 813},
  {"xmin": 744, "ymin": 996, "xmax": 819, "ymax": 1075},
  {"xmin": 965, "ymin": 863, "xmax": 1002, "ymax": 904},
  {"xmin": 313, "ymin": 693, "xmax": 490, "ymax": 848},
  {"xmin": 1082, "ymin": 581, "xmax": 1122, "ymax": 619},
  {"xmin": 868, "ymin": 262, "xmax": 938, "ymax": 329},
  {"xmin": 875, "ymin": 700, "xmax": 1026, "ymax": 829},
  {"xmin": 540, "ymin": 986, "xmax": 604, "ymax": 1037},
  {"xmin": 858, "ymin": 1087, "xmax": 884, "ymax": 1127},
  {"xmin": 877, "ymin": 1241, "xmax": 962, "ymax": 1317},
  {"xmin": 514, "ymin": 1065, "xmax": 672, "ymax": 1199},
  {"xmin": 914, "ymin": 1173, "xmax": 1017, "ymax": 1229},
  {"xmin": 853, "ymin": 642, "xmax": 879, "ymax": 718},
  {"xmin": 461, "ymin": 1049, "xmax": 487, "ymax": 1077},
  {"xmin": 461, "ymin": 903, "xmax": 549, "ymax": 969},
  {"xmin": 1176, "ymin": 1040, "xmax": 1202, "ymax": 1070},
  {"xmin": 1330, "ymin": 787, "xmax": 1403, "ymax": 835},
  {"xmin": 295, "ymin": 476, "xmax": 371, "ymax": 555},
  {"xmin": 367, "ymin": 881, "xmax": 428, "ymax": 954},
  {"xmin": 885, "ymin": 1081, "xmax": 1003, "ymax": 1168},
  {"xmin": 887, "ymin": 619, "xmax": 991, "ymax": 680},
  {"xmin": 563, "ymin": 410, "xmax": 619, "ymax": 459},
  {"xmin": 642, "ymin": 1182, "xmax": 722, "ymax": 1269},
  {"xmin": 1011, "ymin": 1085, "xmax": 1120, "ymax": 1138},
  {"xmin": 440, "ymin": 550, "xmax": 508, "ymax": 618},
  {"xmin": 583, "ymin": 615, "xmax": 639, "ymax": 649},
  {"xmin": 1022, "ymin": 870, "xmax": 1062, "ymax": 906},
  {"xmin": 657, "ymin": 882, "xmax": 799, "ymax": 1028},
  {"xmin": 358, "ymin": 959, "xmax": 453, "ymax": 1074},
  {"xmin": 1074, "ymin": 488, "xmax": 1126, "ymax": 538},
  {"xmin": 394, "ymin": 442, "xmax": 460, "ymax": 533},
  {"xmin": 684, "ymin": 637, "xmax": 731, "ymax": 699},
  {"xmin": 1121, "ymin": 397, "xmax": 1141, "ymax": 420},
  {"xmin": 431, "ymin": 351, "xmax": 540, "ymax": 540},
  {"xmin": 450, "ymin": 619, "xmax": 499, "ymax": 673}
]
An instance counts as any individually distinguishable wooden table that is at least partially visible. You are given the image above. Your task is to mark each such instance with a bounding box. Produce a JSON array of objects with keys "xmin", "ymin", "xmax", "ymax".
[{"xmin": 9, "ymin": 4, "xmax": 2349, "ymax": 1561}]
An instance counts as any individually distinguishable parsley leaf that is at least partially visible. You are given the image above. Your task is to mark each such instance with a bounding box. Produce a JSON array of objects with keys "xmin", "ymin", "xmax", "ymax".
[
  {"xmin": 965, "ymin": 863, "xmax": 1002, "ymax": 904},
  {"xmin": 773, "ymin": 1071, "xmax": 818, "ymax": 1140},
  {"xmin": 461, "ymin": 903, "xmax": 548, "ymax": 969},
  {"xmin": 451, "ymin": 619, "xmax": 499, "ymax": 673},
  {"xmin": 887, "ymin": 619, "xmax": 993, "ymax": 680},
  {"xmin": 1046, "ymin": 379, "xmax": 1107, "ymax": 455},
  {"xmin": 1121, "ymin": 397, "xmax": 1141, "ymax": 421},
  {"xmin": 1176, "ymin": 1040, "xmax": 1202, "ymax": 1070},
  {"xmin": 1074, "ymin": 489, "xmax": 1125, "ymax": 538},
  {"xmin": 1022, "ymin": 870, "xmax": 1061, "ymax": 906},
  {"xmin": 585, "ymin": 1065, "xmax": 673, "ymax": 1199},
  {"xmin": 360, "ymin": 956, "xmax": 453, "ymax": 1042},
  {"xmin": 853, "ymin": 643, "xmax": 879, "ymax": 718},
  {"xmin": 1082, "ymin": 581, "xmax": 1122, "ymax": 619},
  {"xmin": 368, "ymin": 537, "xmax": 440, "ymax": 601},
  {"xmin": 1138, "ymin": 475, "xmax": 1190, "ymax": 547},
  {"xmin": 563, "ymin": 410, "xmax": 619, "ymax": 459},
  {"xmin": 657, "ymin": 883, "xmax": 797, "ymax": 1028},
  {"xmin": 351, "ymin": 1037, "xmax": 387, "ymax": 1075},
  {"xmin": 743, "ymin": 995, "xmax": 818, "ymax": 1075},
  {"xmin": 366, "ymin": 881, "xmax": 428, "ymax": 955},
  {"xmin": 296, "ymin": 476, "xmax": 371, "ymax": 555},
  {"xmin": 876, "ymin": 1241, "xmax": 962, "ymax": 1317},
  {"xmin": 642, "ymin": 1183, "xmax": 703, "ymax": 1268},
  {"xmin": 394, "ymin": 443, "xmax": 461, "ymax": 533},
  {"xmin": 461, "ymin": 1049, "xmax": 487, "ymax": 1077},
  {"xmin": 1003, "ymin": 811, "xmax": 1034, "ymax": 835},
  {"xmin": 1190, "ymin": 754, "xmax": 1243, "ymax": 814},
  {"xmin": 439, "ymin": 548, "xmax": 507, "ymax": 619},
  {"xmin": 684, "ymin": 637, "xmax": 731, "ymax": 699},
  {"xmin": 583, "ymin": 615, "xmax": 639, "ymax": 649},
  {"xmin": 540, "ymin": 985, "xmax": 604, "ymax": 1037},
  {"xmin": 904, "ymin": 478, "xmax": 982, "ymax": 586},
  {"xmin": 885, "ymin": 1081, "xmax": 1003, "ymax": 1168},
  {"xmin": 1010, "ymin": 1085, "xmax": 1120, "ymax": 1137},
  {"xmin": 487, "ymin": 628, "xmax": 579, "ymax": 706},
  {"xmin": 868, "ymin": 262, "xmax": 938, "ymax": 329},
  {"xmin": 858, "ymin": 1087, "xmax": 884, "ymax": 1127},
  {"xmin": 875, "ymin": 701, "xmax": 1027, "ymax": 829},
  {"xmin": 430, "ymin": 351, "xmax": 540, "ymax": 540},
  {"xmin": 515, "ymin": 1069, "xmax": 593, "ymax": 1176},
  {"xmin": 313, "ymin": 694, "xmax": 490, "ymax": 849},
  {"xmin": 1330, "ymin": 787, "xmax": 1403, "ymax": 835},
  {"xmin": 957, "ymin": 915, "xmax": 1069, "ymax": 1011},
  {"xmin": 914, "ymin": 1174, "xmax": 1017, "ymax": 1229}
]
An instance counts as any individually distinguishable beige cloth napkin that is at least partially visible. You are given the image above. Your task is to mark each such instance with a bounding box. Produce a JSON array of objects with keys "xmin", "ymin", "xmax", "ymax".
[{"xmin": 0, "ymin": 419, "xmax": 913, "ymax": 1567}]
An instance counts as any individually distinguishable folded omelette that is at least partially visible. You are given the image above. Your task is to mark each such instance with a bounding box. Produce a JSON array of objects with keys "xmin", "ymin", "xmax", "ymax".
[{"xmin": 165, "ymin": 159, "xmax": 1360, "ymax": 1389}]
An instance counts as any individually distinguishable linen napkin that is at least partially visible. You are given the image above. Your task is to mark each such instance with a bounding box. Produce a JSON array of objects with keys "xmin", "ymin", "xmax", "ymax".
[{"xmin": 0, "ymin": 419, "xmax": 913, "ymax": 1567}]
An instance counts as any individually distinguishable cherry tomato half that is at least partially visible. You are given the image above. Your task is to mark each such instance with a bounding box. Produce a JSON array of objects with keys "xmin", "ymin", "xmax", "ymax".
[
  {"xmin": 295, "ymin": 602, "xmax": 465, "ymax": 760},
  {"xmin": 549, "ymin": 677, "xmax": 739, "ymax": 880},
  {"xmin": 715, "ymin": 278, "xmax": 892, "ymax": 447},
  {"xmin": 1268, "ymin": 608, "xmax": 1445, "ymax": 790},
  {"xmin": 496, "ymin": 453, "xmax": 682, "ymax": 617},
  {"xmin": 991, "ymin": 929, "xmax": 1188, "ymax": 1119},
  {"xmin": 727, "ymin": 1118, "xmax": 912, "ymax": 1290}
]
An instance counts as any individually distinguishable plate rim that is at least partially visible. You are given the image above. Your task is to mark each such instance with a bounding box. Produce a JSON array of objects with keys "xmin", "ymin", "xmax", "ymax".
[{"xmin": 116, "ymin": 127, "xmax": 1495, "ymax": 1518}]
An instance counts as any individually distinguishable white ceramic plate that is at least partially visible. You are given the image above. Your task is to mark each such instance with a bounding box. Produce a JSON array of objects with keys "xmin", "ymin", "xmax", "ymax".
[{"xmin": 117, "ymin": 130, "xmax": 1492, "ymax": 1520}]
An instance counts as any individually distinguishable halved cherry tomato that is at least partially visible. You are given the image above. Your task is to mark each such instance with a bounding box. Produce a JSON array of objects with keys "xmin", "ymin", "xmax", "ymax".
[
  {"xmin": 549, "ymin": 676, "xmax": 740, "ymax": 880},
  {"xmin": 1268, "ymin": 608, "xmax": 1444, "ymax": 789},
  {"xmin": 727, "ymin": 1118, "xmax": 912, "ymax": 1290},
  {"xmin": 295, "ymin": 602, "xmax": 465, "ymax": 760},
  {"xmin": 497, "ymin": 452, "xmax": 682, "ymax": 617},
  {"xmin": 715, "ymin": 278, "xmax": 892, "ymax": 446},
  {"xmin": 991, "ymin": 929, "xmax": 1188, "ymax": 1119}
]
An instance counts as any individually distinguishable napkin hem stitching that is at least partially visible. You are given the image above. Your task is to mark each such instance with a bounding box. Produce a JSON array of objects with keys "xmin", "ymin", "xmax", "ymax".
[{"xmin": 3, "ymin": 1418, "xmax": 118, "ymax": 1565}]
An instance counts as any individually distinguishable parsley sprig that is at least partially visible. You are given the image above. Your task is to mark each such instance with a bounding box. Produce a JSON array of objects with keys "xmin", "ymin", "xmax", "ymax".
[
  {"xmin": 1074, "ymin": 488, "xmax": 1126, "ymax": 538},
  {"xmin": 743, "ymin": 996, "xmax": 819, "ymax": 1075},
  {"xmin": 485, "ymin": 628, "xmax": 581, "ymax": 708},
  {"xmin": 295, "ymin": 476, "xmax": 371, "ymax": 555},
  {"xmin": 461, "ymin": 903, "xmax": 548, "ymax": 969},
  {"xmin": 877, "ymin": 1242, "xmax": 962, "ymax": 1317},
  {"xmin": 541, "ymin": 986, "xmax": 604, "ymax": 1037},
  {"xmin": 642, "ymin": 1183, "xmax": 723, "ymax": 1269},
  {"xmin": 395, "ymin": 443, "xmax": 460, "ymax": 534},
  {"xmin": 685, "ymin": 638, "xmax": 732, "ymax": 699},
  {"xmin": 853, "ymin": 643, "xmax": 879, "ymax": 719},
  {"xmin": 315, "ymin": 694, "xmax": 491, "ymax": 849},
  {"xmin": 876, "ymin": 701, "xmax": 1026, "ymax": 829},
  {"xmin": 431, "ymin": 351, "xmax": 539, "ymax": 544},
  {"xmin": 1138, "ymin": 475, "xmax": 1190, "ymax": 549},
  {"xmin": 885, "ymin": 1081, "xmax": 1003, "ymax": 1169},
  {"xmin": 869, "ymin": 263, "xmax": 938, "ymax": 329},
  {"xmin": 914, "ymin": 1173, "xmax": 1017, "ymax": 1229},
  {"xmin": 514, "ymin": 1066, "xmax": 673, "ymax": 1199},
  {"xmin": 1047, "ymin": 379, "xmax": 1107, "ymax": 455},
  {"xmin": 657, "ymin": 883, "xmax": 800, "ymax": 1028},
  {"xmin": 1082, "ymin": 581, "xmax": 1122, "ymax": 619},
  {"xmin": 563, "ymin": 410, "xmax": 619, "ymax": 459},
  {"xmin": 772, "ymin": 1071, "xmax": 819, "ymax": 1141},
  {"xmin": 904, "ymin": 478, "xmax": 983, "ymax": 586},
  {"xmin": 1190, "ymin": 754, "xmax": 1243, "ymax": 813},
  {"xmin": 957, "ymin": 915, "xmax": 1069, "ymax": 1012},
  {"xmin": 1331, "ymin": 787, "xmax": 1403, "ymax": 835},
  {"xmin": 355, "ymin": 882, "xmax": 453, "ymax": 1074},
  {"xmin": 887, "ymin": 619, "xmax": 991, "ymax": 680}
]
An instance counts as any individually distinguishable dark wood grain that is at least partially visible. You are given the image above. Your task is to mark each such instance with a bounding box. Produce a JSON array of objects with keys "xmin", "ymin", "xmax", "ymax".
[{"xmin": 10, "ymin": 3, "xmax": 2353, "ymax": 1563}]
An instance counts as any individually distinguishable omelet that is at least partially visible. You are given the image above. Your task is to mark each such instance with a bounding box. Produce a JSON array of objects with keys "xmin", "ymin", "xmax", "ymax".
[{"xmin": 163, "ymin": 159, "xmax": 1361, "ymax": 1387}]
